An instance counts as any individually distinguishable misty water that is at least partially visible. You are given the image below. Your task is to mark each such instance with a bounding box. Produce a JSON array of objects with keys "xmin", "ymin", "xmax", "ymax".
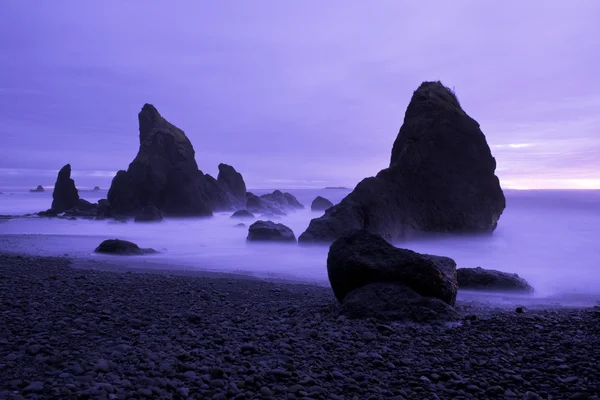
[{"xmin": 1, "ymin": 188, "xmax": 599, "ymax": 307}]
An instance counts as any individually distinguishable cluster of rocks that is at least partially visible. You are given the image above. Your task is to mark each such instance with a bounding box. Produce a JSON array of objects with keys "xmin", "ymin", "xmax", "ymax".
[
  {"xmin": 1, "ymin": 254, "xmax": 598, "ymax": 400},
  {"xmin": 37, "ymin": 104, "xmax": 305, "ymax": 222},
  {"xmin": 299, "ymin": 81, "xmax": 506, "ymax": 244}
]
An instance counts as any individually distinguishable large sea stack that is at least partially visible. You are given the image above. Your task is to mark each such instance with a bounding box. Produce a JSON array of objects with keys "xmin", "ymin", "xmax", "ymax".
[
  {"xmin": 299, "ymin": 81, "xmax": 505, "ymax": 243},
  {"xmin": 107, "ymin": 104, "xmax": 248, "ymax": 216},
  {"xmin": 51, "ymin": 164, "xmax": 80, "ymax": 212}
]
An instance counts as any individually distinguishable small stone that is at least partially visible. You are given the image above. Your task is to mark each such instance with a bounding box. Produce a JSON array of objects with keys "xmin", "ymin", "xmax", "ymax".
[
  {"xmin": 260, "ymin": 387, "xmax": 274, "ymax": 396},
  {"xmin": 23, "ymin": 381, "xmax": 44, "ymax": 393},
  {"xmin": 93, "ymin": 359, "xmax": 111, "ymax": 372},
  {"xmin": 515, "ymin": 307, "xmax": 525, "ymax": 314},
  {"xmin": 137, "ymin": 388, "xmax": 153, "ymax": 397}
]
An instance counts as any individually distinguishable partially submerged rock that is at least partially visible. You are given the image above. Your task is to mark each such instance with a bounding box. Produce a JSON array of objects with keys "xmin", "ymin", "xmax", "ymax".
[
  {"xmin": 51, "ymin": 164, "xmax": 80, "ymax": 213},
  {"xmin": 247, "ymin": 220, "xmax": 296, "ymax": 243},
  {"xmin": 457, "ymin": 267, "xmax": 534, "ymax": 293},
  {"xmin": 230, "ymin": 209, "xmax": 255, "ymax": 219},
  {"xmin": 300, "ymin": 81, "xmax": 505, "ymax": 244},
  {"xmin": 94, "ymin": 239, "xmax": 157, "ymax": 255},
  {"xmin": 327, "ymin": 230, "xmax": 458, "ymax": 321},
  {"xmin": 108, "ymin": 104, "xmax": 213, "ymax": 217},
  {"xmin": 30, "ymin": 185, "xmax": 45, "ymax": 193},
  {"xmin": 93, "ymin": 186, "xmax": 100, "ymax": 191},
  {"xmin": 311, "ymin": 196, "xmax": 333, "ymax": 211},
  {"xmin": 246, "ymin": 190, "xmax": 304, "ymax": 214},
  {"xmin": 134, "ymin": 206, "xmax": 164, "ymax": 223}
]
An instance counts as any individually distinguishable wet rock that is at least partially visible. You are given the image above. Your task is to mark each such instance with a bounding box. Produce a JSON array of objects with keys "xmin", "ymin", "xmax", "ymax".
[
  {"xmin": 247, "ymin": 220, "xmax": 296, "ymax": 243},
  {"xmin": 51, "ymin": 164, "xmax": 80, "ymax": 212},
  {"xmin": 94, "ymin": 239, "xmax": 158, "ymax": 255},
  {"xmin": 299, "ymin": 81, "xmax": 505, "ymax": 243},
  {"xmin": 327, "ymin": 229, "xmax": 458, "ymax": 305},
  {"xmin": 457, "ymin": 267, "xmax": 534, "ymax": 293}
]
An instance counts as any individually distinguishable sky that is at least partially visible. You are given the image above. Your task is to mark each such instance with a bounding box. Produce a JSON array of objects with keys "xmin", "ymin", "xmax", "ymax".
[{"xmin": 0, "ymin": 1, "xmax": 599, "ymax": 190}]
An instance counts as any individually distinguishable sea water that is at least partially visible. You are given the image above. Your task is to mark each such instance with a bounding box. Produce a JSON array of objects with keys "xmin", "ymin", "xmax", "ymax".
[{"xmin": 1, "ymin": 188, "xmax": 599, "ymax": 306}]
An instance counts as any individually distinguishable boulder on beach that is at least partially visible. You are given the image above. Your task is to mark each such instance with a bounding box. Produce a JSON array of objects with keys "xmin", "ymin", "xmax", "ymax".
[
  {"xmin": 51, "ymin": 164, "xmax": 80, "ymax": 212},
  {"xmin": 457, "ymin": 267, "xmax": 534, "ymax": 293},
  {"xmin": 107, "ymin": 104, "xmax": 213, "ymax": 217},
  {"xmin": 94, "ymin": 239, "xmax": 157, "ymax": 255},
  {"xmin": 341, "ymin": 282, "xmax": 458, "ymax": 322},
  {"xmin": 311, "ymin": 196, "xmax": 334, "ymax": 211},
  {"xmin": 230, "ymin": 209, "xmax": 255, "ymax": 219},
  {"xmin": 247, "ymin": 220, "xmax": 296, "ymax": 243},
  {"xmin": 30, "ymin": 185, "xmax": 45, "ymax": 193},
  {"xmin": 134, "ymin": 205, "xmax": 164, "ymax": 223},
  {"xmin": 327, "ymin": 230, "xmax": 458, "ymax": 320},
  {"xmin": 299, "ymin": 81, "xmax": 505, "ymax": 244}
]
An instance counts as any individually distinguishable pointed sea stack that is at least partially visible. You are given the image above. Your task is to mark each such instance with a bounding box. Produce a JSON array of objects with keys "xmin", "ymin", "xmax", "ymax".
[
  {"xmin": 299, "ymin": 81, "xmax": 505, "ymax": 243},
  {"xmin": 108, "ymin": 104, "xmax": 212, "ymax": 216},
  {"xmin": 51, "ymin": 164, "xmax": 80, "ymax": 212}
]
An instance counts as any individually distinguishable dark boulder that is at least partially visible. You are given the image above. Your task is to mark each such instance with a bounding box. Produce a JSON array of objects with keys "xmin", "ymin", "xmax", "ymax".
[
  {"xmin": 30, "ymin": 185, "xmax": 45, "ymax": 193},
  {"xmin": 134, "ymin": 205, "xmax": 164, "ymax": 223},
  {"xmin": 230, "ymin": 209, "xmax": 255, "ymax": 219},
  {"xmin": 327, "ymin": 230, "xmax": 458, "ymax": 305},
  {"xmin": 107, "ymin": 104, "xmax": 212, "ymax": 217},
  {"xmin": 247, "ymin": 220, "xmax": 296, "ymax": 243},
  {"xmin": 299, "ymin": 81, "xmax": 505, "ymax": 243},
  {"xmin": 94, "ymin": 239, "xmax": 157, "ymax": 255},
  {"xmin": 311, "ymin": 196, "xmax": 334, "ymax": 211},
  {"xmin": 51, "ymin": 164, "xmax": 80, "ymax": 212},
  {"xmin": 341, "ymin": 282, "xmax": 458, "ymax": 322},
  {"xmin": 457, "ymin": 267, "xmax": 534, "ymax": 293}
]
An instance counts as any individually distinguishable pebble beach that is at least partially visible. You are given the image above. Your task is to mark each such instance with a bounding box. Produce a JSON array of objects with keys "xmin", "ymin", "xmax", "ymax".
[{"xmin": 1, "ymin": 253, "xmax": 599, "ymax": 400}]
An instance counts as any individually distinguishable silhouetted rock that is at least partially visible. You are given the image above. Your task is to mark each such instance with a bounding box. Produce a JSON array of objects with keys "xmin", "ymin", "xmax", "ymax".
[
  {"xmin": 230, "ymin": 209, "xmax": 255, "ymax": 219},
  {"xmin": 327, "ymin": 230, "xmax": 458, "ymax": 306},
  {"xmin": 97, "ymin": 199, "xmax": 111, "ymax": 219},
  {"xmin": 341, "ymin": 282, "xmax": 458, "ymax": 322},
  {"xmin": 311, "ymin": 196, "xmax": 333, "ymax": 211},
  {"xmin": 234, "ymin": 223, "xmax": 246, "ymax": 228},
  {"xmin": 107, "ymin": 104, "xmax": 212, "ymax": 217},
  {"xmin": 30, "ymin": 185, "xmax": 45, "ymax": 193},
  {"xmin": 216, "ymin": 163, "xmax": 247, "ymax": 208},
  {"xmin": 134, "ymin": 205, "xmax": 164, "ymax": 223},
  {"xmin": 51, "ymin": 164, "xmax": 80, "ymax": 212},
  {"xmin": 93, "ymin": 186, "xmax": 100, "ymax": 191},
  {"xmin": 457, "ymin": 267, "xmax": 534, "ymax": 293},
  {"xmin": 246, "ymin": 190, "xmax": 304, "ymax": 214},
  {"xmin": 247, "ymin": 220, "xmax": 296, "ymax": 243},
  {"xmin": 94, "ymin": 239, "xmax": 157, "ymax": 255},
  {"xmin": 299, "ymin": 81, "xmax": 505, "ymax": 243},
  {"xmin": 284, "ymin": 192, "xmax": 304, "ymax": 209}
]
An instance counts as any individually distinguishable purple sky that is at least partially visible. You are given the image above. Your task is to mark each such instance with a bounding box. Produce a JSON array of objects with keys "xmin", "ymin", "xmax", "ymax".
[{"xmin": 1, "ymin": 1, "xmax": 599, "ymax": 190}]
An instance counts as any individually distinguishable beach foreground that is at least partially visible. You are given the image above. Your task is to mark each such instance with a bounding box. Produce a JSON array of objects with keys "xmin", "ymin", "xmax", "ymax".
[{"xmin": 1, "ymin": 254, "xmax": 599, "ymax": 399}]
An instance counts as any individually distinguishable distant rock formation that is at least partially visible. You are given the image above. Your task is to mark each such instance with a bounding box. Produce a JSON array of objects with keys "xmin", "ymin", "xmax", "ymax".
[
  {"xmin": 247, "ymin": 220, "xmax": 296, "ymax": 243},
  {"xmin": 327, "ymin": 230, "xmax": 458, "ymax": 321},
  {"xmin": 93, "ymin": 186, "xmax": 100, "ymax": 191},
  {"xmin": 246, "ymin": 190, "xmax": 304, "ymax": 214},
  {"xmin": 457, "ymin": 267, "xmax": 534, "ymax": 293},
  {"xmin": 51, "ymin": 164, "xmax": 80, "ymax": 212},
  {"xmin": 30, "ymin": 185, "xmax": 45, "ymax": 193},
  {"xmin": 107, "ymin": 104, "xmax": 248, "ymax": 217},
  {"xmin": 311, "ymin": 196, "xmax": 333, "ymax": 211},
  {"xmin": 299, "ymin": 81, "xmax": 505, "ymax": 244},
  {"xmin": 94, "ymin": 239, "xmax": 157, "ymax": 255},
  {"xmin": 230, "ymin": 209, "xmax": 255, "ymax": 219}
]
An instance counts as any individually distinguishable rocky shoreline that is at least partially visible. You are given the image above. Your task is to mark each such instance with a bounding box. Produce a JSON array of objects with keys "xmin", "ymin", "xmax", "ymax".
[{"xmin": 1, "ymin": 253, "xmax": 599, "ymax": 399}]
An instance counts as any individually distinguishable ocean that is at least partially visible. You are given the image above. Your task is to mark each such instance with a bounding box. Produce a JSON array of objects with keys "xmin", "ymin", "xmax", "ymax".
[{"xmin": 1, "ymin": 188, "xmax": 599, "ymax": 307}]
